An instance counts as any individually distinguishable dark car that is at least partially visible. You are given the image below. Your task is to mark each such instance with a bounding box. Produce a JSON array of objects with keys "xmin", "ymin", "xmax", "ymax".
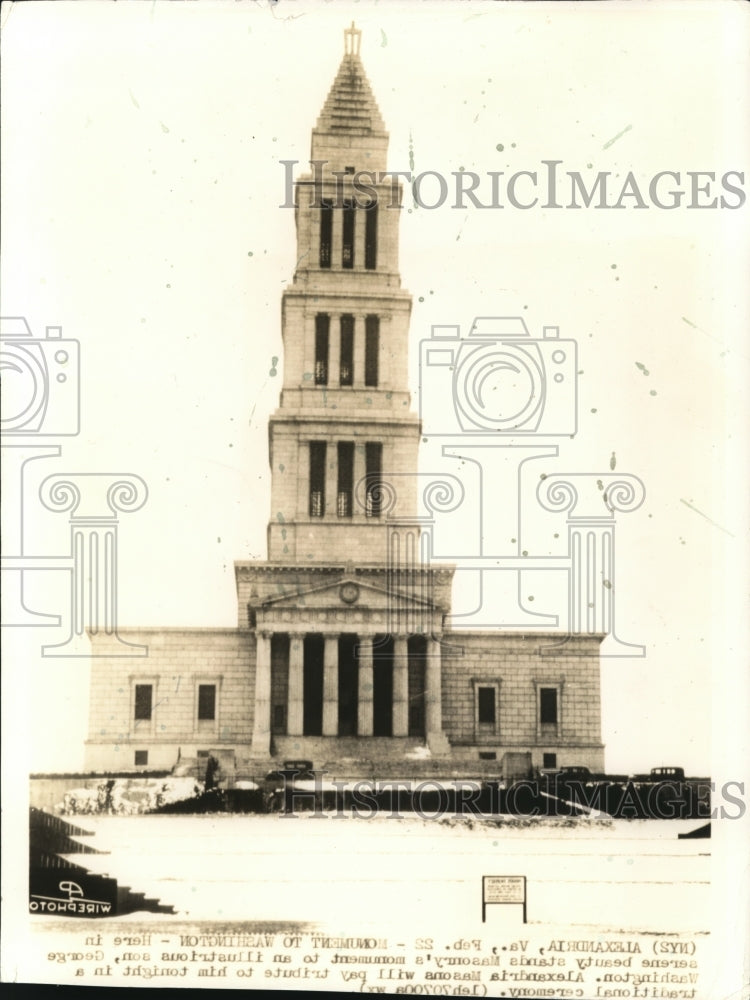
[
  {"xmin": 542, "ymin": 765, "xmax": 594, "ymax": 789},
  {"xmin": 631, "ymin": 766, "xmax": 686, "ymax": 783},
  {"xmin": 650, "ymin": 766, "xmax": 685, "ymax": 781},
  {"xmin": 558, "ymin": 766, "xmax": 592, "ymax": 779},
  {"xmin": 264, "ymin": 759, "xmax": 315, "ymax": 786}
]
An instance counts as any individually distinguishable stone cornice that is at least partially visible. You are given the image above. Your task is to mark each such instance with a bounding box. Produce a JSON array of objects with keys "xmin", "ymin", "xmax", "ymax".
[
  {"xmin": 268, "ymin": 413, "xmax": 420, "ymax": 429},
  {"xmin": 235, "ymin": 561, "xmax": 455, "ymax": 579}
]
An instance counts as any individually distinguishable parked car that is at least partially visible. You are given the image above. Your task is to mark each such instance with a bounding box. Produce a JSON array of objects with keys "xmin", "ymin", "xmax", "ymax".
[
  {"xmin": 631, "ymin": 766, "xmax": 685, "ymax": 783},
  {"xmin": 558, "ymin": 766, "xmax": 592, "ymax": 779},
  {"xmin": 650, "ymin": 766, "xmax": 685, "ymax": 781},
  {"xmin": 264, "ymin": 760, "xmax": 315, "ymax": 786}
]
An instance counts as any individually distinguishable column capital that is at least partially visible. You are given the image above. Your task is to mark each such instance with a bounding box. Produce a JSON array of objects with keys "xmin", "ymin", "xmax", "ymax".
[
  {"xmin": 40, "ymin": 473, "xmax": 148, "ymax": 520},
  {"xmin": 537, "ymin": 473, "xmax": 646, "ymax": 520}
]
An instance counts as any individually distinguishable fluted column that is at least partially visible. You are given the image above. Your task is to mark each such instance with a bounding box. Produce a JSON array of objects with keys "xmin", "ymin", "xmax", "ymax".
[
  {"xmin": 287, "ymin": 633, "xmax": 304, "ymax": 736},
  {"xmin": 38, "ymin": 473, "xmax": 148, "ymax": 656},
  {"xmin": 322, "ymin": 634, "xmax": 339, "ymax": 736},
  {"xmin": 357, "ymin": 636, "xmax": 374, "ymax": 736},
  {"xmin": 537, "ymin": 473, "xmax": 647, "ymax": 656},
  {"xmin": 392, "ymin": 634, "xmax": 409, "ymax": 737},
  {"xmin": 252, "ymin": 631, "xmax": 272, "ymax": 755}
]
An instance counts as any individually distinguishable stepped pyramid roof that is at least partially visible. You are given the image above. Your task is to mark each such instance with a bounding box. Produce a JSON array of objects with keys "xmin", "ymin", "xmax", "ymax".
[{"xmin": 315, "ymin": 23, "xmax": 387, "ymax": 137}]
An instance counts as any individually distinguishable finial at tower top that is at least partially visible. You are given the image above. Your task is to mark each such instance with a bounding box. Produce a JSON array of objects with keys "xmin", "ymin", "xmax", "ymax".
[{"xmin": 344, "ymin": 21, "xmax": 362, "ymax": 57}]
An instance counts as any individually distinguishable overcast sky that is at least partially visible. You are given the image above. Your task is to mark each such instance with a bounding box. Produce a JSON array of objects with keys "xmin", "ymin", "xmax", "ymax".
[{"xmin": 2, "ymin": 0, "xmax": 748, "ymax": 776}]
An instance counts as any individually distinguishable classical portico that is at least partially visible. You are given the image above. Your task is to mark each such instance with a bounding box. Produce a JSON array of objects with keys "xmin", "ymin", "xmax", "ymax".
[{"xmin": 246, "ymin": 574, "xmax": 450, "ymax": 758}]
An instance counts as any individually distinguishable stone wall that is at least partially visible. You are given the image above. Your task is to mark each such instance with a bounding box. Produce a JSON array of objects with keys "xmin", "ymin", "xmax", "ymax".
[
  {"xmin": 441, "ymin": 632, "xmax": 604, "ymax": 771},
  {"xmin": 85, "ymin": 628, "xmax": 255, "ymax": 772}
]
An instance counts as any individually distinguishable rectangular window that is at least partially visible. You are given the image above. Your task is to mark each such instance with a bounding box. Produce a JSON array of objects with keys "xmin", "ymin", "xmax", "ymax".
[
  {"xmin": 342, "ymin": 199, "xmax": 355, "ymax": 268},
  {"xmin": 540, "ymin": 687, "xmax": 558, "ymax": 725},
  {"xmin": 339, "ymin": 314, "xmax": 354, "ymax": 386},
  {"xmin": 365, "ymin": 315, "xmax": 379, "ymax": 387},
  {"xmin": 364, "ymin": 201, "xmax": 378, "ymax": 270},
  {"xmin": 134, "ymin": 684, "xmax": 152, "ymax": 721},
  {"xmin": 477, "ymin": 686, "xmax": 496, "ymax": 725},
  {"xmin": 134, "ymin": 750, "xmax": 148, "ymax": 766},
  {"xmin": 365, "ymin": 442, "xmax": 383, "ymax": 518},
  {"xmin": 543, "ymin": 752, "xmax": 558, "ymax": 769},
  {"xmin": 314, "ymin": 315, "xmax": 329, "ymax": 385},
  {"xmin": 337, "ymin": 441, "xmax": 354, "ymax": 517},
  {"xmin": 319, "ymin": 199, "xmax": 333, "ymax": 268},
  {"xmin": 309, "ymin": 441, "xmax": 326, "ymax": 517},
  {"xmin": 198, "ymin": 684, "xmax": 216, "ymax": 721}
]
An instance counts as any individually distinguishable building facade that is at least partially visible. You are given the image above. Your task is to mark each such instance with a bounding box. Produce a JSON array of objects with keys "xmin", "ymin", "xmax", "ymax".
[{"xmin": 85, "ymin": 27, "xmax": 605, "ymax": 777}]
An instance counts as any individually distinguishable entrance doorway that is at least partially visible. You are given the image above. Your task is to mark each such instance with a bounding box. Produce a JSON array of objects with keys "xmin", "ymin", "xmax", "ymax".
[
  {"xmin": 372, "ymin": 634, "xmax": 394, "ymax": 736},
  {"xmin": 338, "ymin": 634, "xmax": 359, "ymax": 736},
  {"xmin": 408, "ymin": 634, "xmax": 426, "ymax": 737},
  {"xmin": 303, "ymin": 634, "xmax": 323, "ymax": 735}
]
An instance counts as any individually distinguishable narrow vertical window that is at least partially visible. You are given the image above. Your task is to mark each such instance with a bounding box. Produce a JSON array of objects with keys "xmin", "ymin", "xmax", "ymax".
[
  {"xmin": 364, "ymin": 201, "xmax": 378, "ymax": 270},
  {"xmin": 365, "ymin": 442, "xmax": 383, "ymax": 518},
  {"xmin": 340, "ymin": 314, "xmax": 354, "ymax": 386},
  {"xmin": 477, "ymin": 686, "xmax": 496, "ymax": 725},
  {"xmin": 198, "ymin": 684, "xmax": 216, "ymax": 721},
  {"xmin": 134, "ymin": 684, "xmax": 153, "ymax": 721},
  {"xmin": 540, "ymin": 687, "xmax": 558, "ymax": 725},
  {"xmin": 337, "ymin": 441, "xmax": 354, "ymax": 517},
  {"xmin": 365, "ymin": 315, "xmax": 379, "ymax": 387},
  {"xmin": 315, "ymin": 314, "xmax": 329, "ymax": 385},
  {"xmin": 342, "ymin": 199, "xmax": 355, "ymax": 268},
  {"xmin": 309, "ymin": 442, "xmax": 326, "ymax": 517},
  {"xmin": 319, "ymin": 199, "xmax": 332, "ymax": 268}
]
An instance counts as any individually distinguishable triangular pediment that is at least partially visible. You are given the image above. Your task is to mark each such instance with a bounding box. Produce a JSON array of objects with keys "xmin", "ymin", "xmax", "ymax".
[{"xmin": 261, "ymin": 577, "xmax": 435, "ymax": 612}]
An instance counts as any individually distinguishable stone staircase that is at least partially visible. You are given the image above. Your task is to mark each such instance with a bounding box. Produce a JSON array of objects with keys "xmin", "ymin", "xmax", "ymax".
[
  {"xmin": 234, "ymin": 738, "xmax": 513, "ymax": 784},
  {"xmin": 174, "ymin": 740, "xmax": 522, "ymax": 785}
]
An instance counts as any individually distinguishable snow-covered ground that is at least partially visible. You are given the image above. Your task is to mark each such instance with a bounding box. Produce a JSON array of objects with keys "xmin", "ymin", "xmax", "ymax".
[{"xmin": 62, "ymin": 814, "xmax": 710, "ymax": 933}]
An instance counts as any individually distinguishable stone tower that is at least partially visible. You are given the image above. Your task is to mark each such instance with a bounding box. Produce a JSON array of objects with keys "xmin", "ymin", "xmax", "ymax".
[
  {"xmin": 236, "ymin": 24, "xmax": 454, "ymax": 762},
  {"xmin": 83, "ymin": 25, "xmax": 606, "ymax": 778}
]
